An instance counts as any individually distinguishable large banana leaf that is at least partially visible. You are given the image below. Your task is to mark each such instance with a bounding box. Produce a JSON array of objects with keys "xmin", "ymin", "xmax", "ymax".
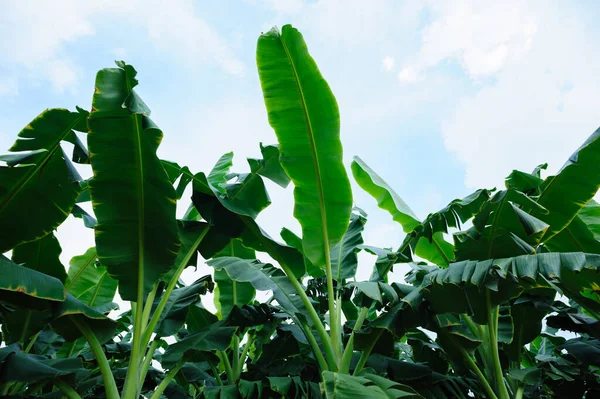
[
  {"xmin": 87, "ymin": 62, "xmax": 179, "ymax": 301},
  {"xmin": 351, "ymin": 156, "xmax": 453, "ymax": 266},
  {"xmin": 257, "ymin": 24, "xmax": 352, "ymax": 268},
  {"xmin": 0, "ymin": 109, "xmax": 86, "ymax": 252},
  {"xmin": 534, "ymin": 127, "xmax": 600, "ymax": 242}
]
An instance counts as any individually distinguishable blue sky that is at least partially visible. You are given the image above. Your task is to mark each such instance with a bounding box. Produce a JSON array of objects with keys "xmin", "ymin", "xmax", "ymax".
[{"xmin": 2, "ymin": 0, "xmax": 600, "ymax": 291}]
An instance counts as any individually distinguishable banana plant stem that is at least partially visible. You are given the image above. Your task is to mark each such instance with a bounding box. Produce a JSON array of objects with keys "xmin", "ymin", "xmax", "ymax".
[
  {"xmin": 138, "ymin": 339, "xmax": 160, "ymax": 387},
  {"xmin": 149, "ymin": 361, "xmax": 184, "ymax": 399},
  {"xmin": 353, "ymin": 328, "xmax": 383, "ymax": 375},
  {"xmin": 218, "ymin": 351, "xmax": 235, "ymax": 383},
  {"xmin": 232, "ymin": 334, "xmax": 240, "ymax": 381},
  {"xmin": 486, "ymin": 291, "xmax": 510, "ymax": 399},
  {"xmin": 302, "ymin": 322, "xmax": 329, "ymax": 372},
  {"xmin": 54, "ymin": 380, "xmax": 82, "ymax": 399},
  {"xmin": 457, "ymin": 345, "xmax": 499, "ymax": 399},
  {"xmin": 140, "ymin": 227, "xmax": 210, "ymax": 349},
  {"xmin": 339, "ymin": 307, "xmax": 368, "ymax": 373},
  {"xmin": 324, "ymin": 250, "xmax": 341, "ymax": 356},
  {"xmin": 141, "ymin": 283, "xmax": 159, "ymax": 330},
  {"xmin": 72, "ymin": 316, "xmax": 120, "ymax": 399}
]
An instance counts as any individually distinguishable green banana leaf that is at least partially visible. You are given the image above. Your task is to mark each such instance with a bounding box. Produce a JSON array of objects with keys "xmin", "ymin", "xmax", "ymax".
[
  {"xmin": 154, "ymin": 275, "xmax": 214, "ymax": 337},
  {"xmin": 64, "ymin": 247, "xmax": 117, "ymax": 307},
  {"xmin": 351, "ymin": 156, "xmax": 453, "ymax": 266},
  {"xmin": 0, "ymin": 108, "xmax": 86, "ymax": 252},
  {"xmin": 214, "ymin": 240, "xmax": 257, "ymax": 318},
  {"xmin": 257, "ymin": 24, "xmax": 352, "ymax": 268},
  {"xmin": 0, "ymin": 254, "xmax": 65, "ymax": 309},
  {"xmin": 87, "ymin": 62, "xmax": 179, "ymax": 301},
  {"xmin": 322, "ymin": 371, "xmax": 422, "ymax": 398},
  {"xmin": 534, "ymin": 127, "xmax": 600, "ymax": 242}
]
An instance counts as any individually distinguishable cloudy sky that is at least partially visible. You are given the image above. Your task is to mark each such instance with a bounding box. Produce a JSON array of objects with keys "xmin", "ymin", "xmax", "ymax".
[{"xmin": 2, "ymin": 0, "xmax": 600, "ymax": 308}]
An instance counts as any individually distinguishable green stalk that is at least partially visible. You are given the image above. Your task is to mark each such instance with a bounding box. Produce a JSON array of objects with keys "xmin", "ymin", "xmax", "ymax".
[
  {"xmin": 209, "ymin": 360, "xmax": 223, "ymax": 385},
  {"xmin": 140, "ymin": 227, "xmax": 210, "ymax": 349},
  {"xmin": 515, "ymin": 385, "xmax": 525, "ymax": 399},
  {"xmin": 238, "ymin": 334, "xmax": 254, "ymax": 376},
  {"xmin": 72, "ymin": 316, "xmax": 120, "ymax": 399},
  {"xmin": 457, "ymin": 344, "xmax": 499, "ymax": 399},
  {"xmin": 232, "ymin": 334, "xmax": 240, "ymax": 381},
  {"xmin": 486, "ymin": 292, "xmax": 510, "ymax": 399},
  {"xmin": 138, "ymin": 339, "xmax": 160, "ymax": 387},
  {"xmin": 353, "ymin": 328, "xmax": 383, "ymax": 375},
  {"xmin": 242, "ymin": 219, "xmax": 338, "ymax": 370},
  {"xmin": 142, "ymin": 283, "xmax": 159, "ymax": 329},
  {"xmin": 218, "ymin": 351, "xmax": 235, "ymax": 383},
  {"xmin": 24, "ymin": 330, "xmax": 41, "ymax": 353},
  {"xmin": 339, "ymin": 307, "xmax": 368, "ymax": 373},
  {"xmin": 54, "ymin": 380, "xmax": 82, "ymax": 399},
  {"xmin": 324, "ymin": 249, "xmax": 340, "ymax": 356},
  {"xmin": 302, "ymin": 321, "xmax": 329, "ymax": 372},
  {"xmin": 149, "ymin": 361, "xmax": 184, "ymax": 399}
]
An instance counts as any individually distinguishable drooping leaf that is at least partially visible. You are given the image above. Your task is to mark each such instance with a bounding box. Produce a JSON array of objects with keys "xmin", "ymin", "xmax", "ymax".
[
  {"xmin": 454, "ymin": 189, "xmax": 549, "ymax": 261},
  {"xmin": 248, "ymin": 143, "xmax": 290, "ymax": 188},
  {"xmin": 0, "ymin": 254, "xmax": 65, "ymax": 309},
  {"xmin": 208, "ymin": 257, "xmax": 310, "ymax": 324},
  {"xmin": 351, "ymin": 156, "xmax": 452, "ymax": 266},
  {"xmin": 154, "ymin": 275, "xmax": 214, "ymax": 337},
  {"xmin": 546, "ymin": 199, "xmax": 600, "ymax": 254},
  {"xmin": 533, "ymin": 127, "xmax": 600, "ymax": 242},
  {"xmin": 87, "ymin": 62, "xmax": 179, "ymax": 301},
  {"xmin": 192, "ymin": 172, "xmax": 305, "ymax": 277},
  {"xmin": 0, "ymin": 344, "xmax": 86, "ymax": 383},
  {"xmin": 322, "ymin": 371, "xmax": 422, "ymax": 398},
  {"xmin": 0, "ymin": 108, "xmax": 86, "ymax": 252},
  {"xmin": 331, "ymin": 212, "xmax": 366, "ymax": 282},
  {"xmin": 257, "ymin": 24, "xmax": 353, "ymax": 267},
  {"xmin": 161, "ymin": 323, "xmax": 237, "ymax": 368},
  {"xmin": 50, "ymin": 293, "xmax": 117, "ymax": 344}
]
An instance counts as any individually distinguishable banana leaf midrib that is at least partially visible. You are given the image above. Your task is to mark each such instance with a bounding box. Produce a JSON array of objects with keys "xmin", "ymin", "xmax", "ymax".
[{"xmin": 0, "ymin": 114, "xmax": 84, "ymax": 213}]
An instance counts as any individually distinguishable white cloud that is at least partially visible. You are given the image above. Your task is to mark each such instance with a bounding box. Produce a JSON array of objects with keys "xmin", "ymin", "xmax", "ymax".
[
  {"xmin": 0, "ymin": 0, "xmax": 245, "ymax": 95},
  {"xmin": 403, "ymin": 1, "xmax": 600, "ymax": 189},
  {"xmin": 398, "ymin": 66, "xmax": 421, "ymax": 83},
  {"xmin": 382, "ymin": 56, "xmax": 395, "ymax": 71},
  {"xmin": 399, "ymin": 0, "xmax": 538, "ymax": 82},
  {"xmin": 112, "ymin": 48, "xmax": 127, "ymax": 58},
  {"xmin": 44, "ymin": 59, "xmax": 79, "ymax": 94},
  {"xmin": 0, "ymin": 77, "xmax": 18, "ymax": 96}
]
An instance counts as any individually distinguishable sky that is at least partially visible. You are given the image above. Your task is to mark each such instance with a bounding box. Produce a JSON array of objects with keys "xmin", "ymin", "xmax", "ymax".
[{"xmin": 2, "ymin": 0, "xmax": 600, "ymax": 312}]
